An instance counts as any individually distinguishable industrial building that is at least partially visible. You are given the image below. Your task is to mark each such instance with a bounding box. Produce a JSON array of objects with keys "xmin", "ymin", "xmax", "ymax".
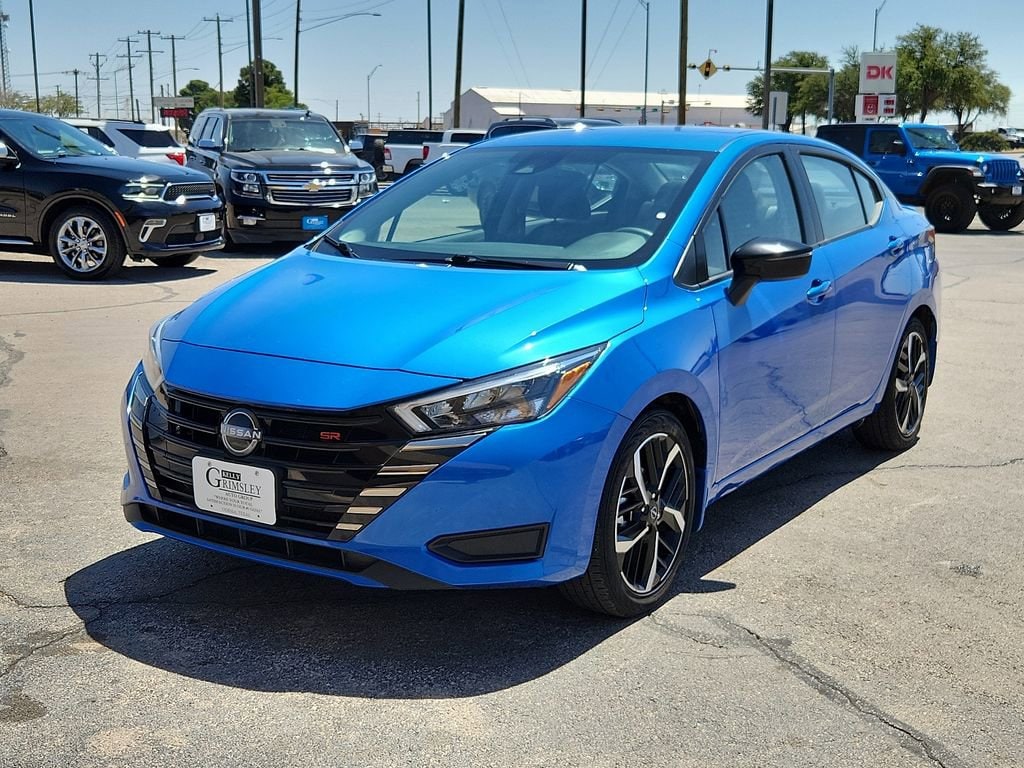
[{"xmin": 442, "ymin": 86, "xmax": 756, "ymax": 130}]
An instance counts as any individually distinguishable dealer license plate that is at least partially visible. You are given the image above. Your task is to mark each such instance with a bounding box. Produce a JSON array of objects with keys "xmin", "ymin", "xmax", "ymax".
[
  {"xmin": 1013, "ymin": 185, "xmax": 1022, "ymax": 196},
  {"xmin": 381, "ymin": 165, "xmax": 393, "ymax": 174},
  {"xmin": 191, "ymin": 456, "xmax": 276, "ymax": 525},
  {"xmin": 302, "ymin": 214, "xmax": 330, "ymax": 231},
  {"xmin": 198, "ymin": 213, "xmax": 217, "ymax": 232}
]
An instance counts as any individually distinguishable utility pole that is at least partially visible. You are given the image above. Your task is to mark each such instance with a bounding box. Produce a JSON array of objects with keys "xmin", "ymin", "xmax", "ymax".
[
  {"xmin": 252, "ymin": 0, "xmax": 265, "ymax": 107},
  {"xmin": 427, "ymin": 0, "xmax": 433, "ymax": 128},
  {"xmin": 579, "ymin": 0, "xmax": 587, "ymax": 118},
  {"xmin": 245, "ymin": 0, "xmax": 253, "ymax": 105},
  {"xmin": 0, "ymin": 4, "xmax": 12, "ymax": 96},
  {"xmin": 293, "ymin": 0, "xmax": 301, "ymax": 106},
  {"xmin": 161, "ymin": 34, "xmax": 185, "ymax": 95},
  {"xmin": 137, "ymin": 30, "xmax": 162, "ymax": 122},
  {"xmin": 678, "ymin": 0, "xmax": 687, "ymax": 125},
  {"xmin": 203, "ymin": 14, "xmax": 233, "ymax": 107},
  {"xmin": 69, "ymin": 69, "xmax": 82, "ymax": 117},
  {"xmin": 453, "ymin": 0, "xmax": 465, "ymax": 127},
  {"xmin": 117, "ymin": 37, "xmax": 140, "ymax": 120},
  {"xmin": 762, "ymin": 0, "xmax": 774, "ymax": 130},
  {"xmin": 641, "ymin": 0, "xmax": 649, "ymax": 124},
  {"xmin": 28, "ymin": 0, "xmax": 40, "ymax": 111},
  {"xmin": 88, "ymin": 53, "xmax": 106, "ymax": 118}
]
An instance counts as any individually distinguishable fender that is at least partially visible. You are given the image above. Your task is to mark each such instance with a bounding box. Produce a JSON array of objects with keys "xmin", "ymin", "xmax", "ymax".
[
  {"xmin": 34, "ymin": 189, "xmax": 130, "ymax": 245},
  {"xmin": 919, "ymin": 165, "xmax": 979, "ymax": 197}
]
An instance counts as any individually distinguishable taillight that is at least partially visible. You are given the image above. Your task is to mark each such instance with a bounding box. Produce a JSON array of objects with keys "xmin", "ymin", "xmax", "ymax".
[
  {"xmin": 167, "ymin": 151, "xmax": 185, "ymax": 166},
  {"xmin": 423, "ymin": 145, "xmax": 430, "ymax": 159},
  {"xmin": 384, "ymin": 147, "xmax": 391, "ymax": 160}
]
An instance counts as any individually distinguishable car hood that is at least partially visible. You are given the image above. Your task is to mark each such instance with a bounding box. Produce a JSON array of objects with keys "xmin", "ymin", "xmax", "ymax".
[
  {"xmin": 219, "ymin": 149, "xmax": 367, "ymax": 171},
  {"xmin": 916, "ymin": 149, "xmax": 1019, "ymax": 165},
  {"xmin": 162, "ymin": 249, "xmax": 647, "ymax": 381},
  {"xmin": 54, "ymin": 154, "xmax": 210, "ymax": 181}
]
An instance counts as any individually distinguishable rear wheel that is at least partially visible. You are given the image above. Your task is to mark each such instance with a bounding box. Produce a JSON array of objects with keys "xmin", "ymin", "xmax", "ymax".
[
  {"xmin": 977, "ymin": 202, "xmax": 1024, "ymax": 231},
  {"xmin": 924, "ymin": 183, "xmax": 977, "ymax": 233},
  {"xmin": 560, "ymin": 410, "xmax": 696, "ymax": 617},
  {"xmin": 853, "ymin": 318, "xmax": 930, "ymax": 451},
  {"xmin": 48, "ymin": 206, "xmax": 126, "ymax": 281},
  {"xmin": 149, "ymin": 253, "xmax": 200, "ymax": 268}
]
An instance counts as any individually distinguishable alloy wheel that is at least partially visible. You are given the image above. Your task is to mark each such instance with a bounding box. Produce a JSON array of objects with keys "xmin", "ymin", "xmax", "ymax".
[
  {"xmin": 894, "ymin": 330, "xmax": 928, "ymax": 437},
  {"xmin": 615, "ymin": 433, "xmax": 688, "ymax": 595},
  {"xmin": 56, "ymin": 216, "xmax": 108, "ymax": 273}
]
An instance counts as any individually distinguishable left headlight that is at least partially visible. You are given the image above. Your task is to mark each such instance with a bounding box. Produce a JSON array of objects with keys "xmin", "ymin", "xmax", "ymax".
[
  {"xmin": 392, "ymin": 345, "xmax": 605, "ymax": 434},
  {"xmin": 358, "ymin": 170, "xmax": 377, "ymax": 199},
  {"xmin": 141, "ymin": 316, "xmax": 170, "ymax": 391},
  {"xmin": 122, "ymin": 177, "xmax": 166, "ymax": 201}
]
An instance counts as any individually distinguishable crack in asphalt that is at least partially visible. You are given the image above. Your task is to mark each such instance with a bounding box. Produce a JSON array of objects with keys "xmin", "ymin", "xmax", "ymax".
[
  {"xmin": 0, "ymin": 622, "xmax": 91, "ymax": 681},
  {"xmin": 0, "ymin": 280, "xmax": 182, "ymax": 318},
  {"xmin": 646, "ymin": 613, "xmax": 732, "ymax": 651},
  {"xmin": 712, "ymin": 615, "xmax": 966, "ymax": 768}
]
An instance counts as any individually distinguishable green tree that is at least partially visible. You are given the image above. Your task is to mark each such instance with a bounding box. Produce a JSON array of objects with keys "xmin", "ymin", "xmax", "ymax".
[
  {"xmin": 895, "ymin": 25, "xmax": 952, "ymax": 122},
  {"xmin": 177, "ymin": 79, "xmax": 232, "ymax": 131},
  {"xmin": 943, "ymin": 32, "xmax": 1010, "ymax": 137},
  {"xmin": 0, "ymin": 90, "xmax": 33, "ymax": 110},
  {"xmin": 232, "ymin": 60, "xmax": 302, "ymax": 109},
  {"xmin": 830, "ymin": 47, "xmax": 861, "ymax": 123},
  {"xmin": 745, "ymin": 51, "xmax": 830, "ymax": 133},
  {"xmin": 40, "ymin": 92, "xmax": 79, "ymax": 117}
]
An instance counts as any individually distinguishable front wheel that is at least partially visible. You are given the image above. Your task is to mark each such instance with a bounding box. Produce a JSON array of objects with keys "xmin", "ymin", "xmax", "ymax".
[
  {"xmin": 977, "ymin": 202, "xmax": 1024, "ymax": 231},
  {"xmin": 149, "ymin": 253, "xmax": 200, "ymax": 268},
  {"xmin": 559, "ymin": 410, "xmax": 696, "ymax": 617},
  {"xmin": 853, "ymin": 318, "xmax": 930, "ymax": 451},
  {"xmin": 48, "ymin": 206, "xmax": 126, "ymax": 281},
  {"xmin": 924, "ymin": 183, "xmax": 977, "ymax": 233}
]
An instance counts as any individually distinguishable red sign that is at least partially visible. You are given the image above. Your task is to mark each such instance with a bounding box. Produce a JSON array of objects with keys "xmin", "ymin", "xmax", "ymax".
[
  {"xmin": 160, "ymin": 107, "xmax": 191, "ymax": 118},
  {"xmin": 862, "ymin": 95, "xmax": 879, "ymax": 116}
]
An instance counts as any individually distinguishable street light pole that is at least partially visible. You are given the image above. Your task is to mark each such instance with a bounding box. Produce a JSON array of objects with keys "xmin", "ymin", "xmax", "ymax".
[
  {"xmin": 677, "ymin": 0, "xmax": 687, "ymax": 125},
  {"xmin": 295, "ymin": 11, "xmax": 380, "ymax": 108},
  {"xmin": 761, "ymin": 0, "xmax": 774, "ymax": 130},
  {"xmin": 640, "ymin": 0, "xmax": 649, "ymax": 125},
  {"xmin": 579, "ymin": 0, "xmax": 587, "ymax": 118},
  {"xmin": 427, "ymin": 0, "xmax": 433, "ymax": 128},
  {"xmin": 872, "ymin": 0, "xmax": 888, "ymax": 51},
  {"xmin": 28, "ymin": 0, "xmax": 40, "ymax": 112},
  {"xmin": 367, "ymin": 64, "xmax": 381, "ymax": 127}
]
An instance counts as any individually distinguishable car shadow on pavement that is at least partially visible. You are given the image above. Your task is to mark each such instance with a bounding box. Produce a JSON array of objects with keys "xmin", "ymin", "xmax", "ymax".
[
  {"xmin": 0, "ymin": 258, "xmax": 216, "ymax": 284},
  {"xmin": 65, "ymin": 431, "xmax": 892, "ymax": 698}
]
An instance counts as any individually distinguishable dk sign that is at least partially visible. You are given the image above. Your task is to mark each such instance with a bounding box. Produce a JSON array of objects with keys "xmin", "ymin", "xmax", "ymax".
[{"xmin": 859, "ymin": 52, "xmax": 897, "ymax": 94}]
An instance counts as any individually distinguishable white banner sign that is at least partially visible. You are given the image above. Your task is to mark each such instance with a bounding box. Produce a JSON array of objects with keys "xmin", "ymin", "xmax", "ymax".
[{"xmin": 152, "ymin": 96, "xmax": 195, "ymax": 109}]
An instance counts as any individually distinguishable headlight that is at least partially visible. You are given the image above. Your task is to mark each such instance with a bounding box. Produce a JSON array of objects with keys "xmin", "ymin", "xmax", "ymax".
[
  {"xmin": 392, "ymin": 345, "xmax": 604, "ymax": 434},
  {"xmin": 122, "ymin": 177, "xmax": 166, "ymax": 201},
  {"xmin": 230, "ymin": 170, "xmax": 263, "ymax": 197},
  {"xmin": 142, "ymin": 316, "xmax": 170, "ymax": 391},
  {"xmin": 358, "ymin": 170, "xmax": 377, "ymax": 198}
]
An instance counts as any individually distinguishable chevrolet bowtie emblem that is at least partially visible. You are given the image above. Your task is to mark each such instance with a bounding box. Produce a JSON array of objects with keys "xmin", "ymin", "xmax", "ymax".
[{"xmin": 303, "ymin": 180, "xmax": 322, "ymax": 192}]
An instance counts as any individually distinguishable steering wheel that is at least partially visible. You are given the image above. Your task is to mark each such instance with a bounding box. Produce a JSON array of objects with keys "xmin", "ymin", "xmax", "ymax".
[{"xmin": 614, "ymin": 227, "xmax": 654, "ymax": 238}]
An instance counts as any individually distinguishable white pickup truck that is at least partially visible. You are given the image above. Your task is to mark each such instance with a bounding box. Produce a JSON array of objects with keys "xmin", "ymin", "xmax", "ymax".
[
  {"xmin": 381, "ymin": 129, "xmax": 443, "ymax": 180},
  {"xmin": 422, "ymin": 129, "xmax": 487, "ymax": 165}
]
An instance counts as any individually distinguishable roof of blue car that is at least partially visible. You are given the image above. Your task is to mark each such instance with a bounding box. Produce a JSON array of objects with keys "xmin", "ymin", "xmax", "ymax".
[{"xmin": 481, "ymin": 124, "xmax": 821, "ymax": 153}]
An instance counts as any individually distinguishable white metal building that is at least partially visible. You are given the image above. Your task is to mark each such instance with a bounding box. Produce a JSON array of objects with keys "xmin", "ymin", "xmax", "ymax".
[{"xmin": 443, "ymin": 86, "xmax": 757, "ymax": 130}]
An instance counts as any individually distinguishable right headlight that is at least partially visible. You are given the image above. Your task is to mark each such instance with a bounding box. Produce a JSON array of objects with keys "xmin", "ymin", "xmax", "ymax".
[
  {"xmin": 142, "ymin": 316, "xmax": 170, "ymax": 391},
  {"xmin": 392, "ymin": 345, "xmax": 604, "ymax": 435}
]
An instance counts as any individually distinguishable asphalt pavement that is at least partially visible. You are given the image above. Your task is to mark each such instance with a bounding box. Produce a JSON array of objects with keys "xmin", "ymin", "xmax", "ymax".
[{"xmin": 0, "ymin": 228, "xmax": 1021, "ymax": 768}]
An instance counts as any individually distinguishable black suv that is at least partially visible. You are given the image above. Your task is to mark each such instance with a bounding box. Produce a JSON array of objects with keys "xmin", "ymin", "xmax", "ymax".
[
  {"xmin": 186, "ymin": 108, "xmax": 377, "ymax": 244},
  {"xmin": 0, "ymin": 109, "xmax": 223, "ymax": 280},
  {"xmin": 484, "ymin": 116, "xmax": 622, "ymax": 140}
]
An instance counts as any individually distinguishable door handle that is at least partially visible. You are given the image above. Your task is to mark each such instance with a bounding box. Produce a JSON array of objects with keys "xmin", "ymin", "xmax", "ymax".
[{"xmin": 806, "ymin": 279, "xmax": 833, "ymax": 305}]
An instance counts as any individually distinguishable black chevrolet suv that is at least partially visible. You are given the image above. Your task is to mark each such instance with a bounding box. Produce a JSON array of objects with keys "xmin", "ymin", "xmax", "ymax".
[
  {"xmin": 0, "ymin": 109, "xmax": 223, "ymax": 280},
  {"xmin": 186, "ymin": 108, "xmax": 377, "ymax": 244}
]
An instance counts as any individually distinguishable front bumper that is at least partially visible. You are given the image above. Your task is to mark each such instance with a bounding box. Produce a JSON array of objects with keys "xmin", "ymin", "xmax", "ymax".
[
  {"xmin": 120, "ymin": 365, "xmax": 626, "ymax": 590},
  {"xmin": 977, "ymin": 182, "xmax": 1024, "ymax": 205},
  {"xmin": 225, "ymin": 199, "xmax": 357, "ymax": 244},
  {"xmin": 122, "ymin": 200, "xmax": 225, "ymax": 255}
]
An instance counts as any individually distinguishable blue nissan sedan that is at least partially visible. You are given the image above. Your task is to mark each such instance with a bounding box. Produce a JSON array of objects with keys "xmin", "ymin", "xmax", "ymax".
[{"xmin": 122, "ymin": 127, "xmax": 939, "ymax": 616}]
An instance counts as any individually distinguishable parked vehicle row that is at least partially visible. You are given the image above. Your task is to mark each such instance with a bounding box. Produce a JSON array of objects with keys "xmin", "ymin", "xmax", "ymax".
[{"xmin": 121, "ymin": 125, "xmax": 939, "ymax": 617}]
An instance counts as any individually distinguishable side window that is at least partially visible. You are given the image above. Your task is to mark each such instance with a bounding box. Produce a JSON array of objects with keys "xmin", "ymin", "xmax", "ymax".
[
  {"xmin": 719, "ymin": 154, "xmax": 803, "ymax": 254},
  {"xmin": 853, "ymin": 169, "xmax": 884, "ymax": 225},
  {"xmin": 86, "ymin": 127, "xmax": 114, "ymax": 146},
  {"xmin": 188, "ymin": 117, "xmax": 206, "ymax": 145},
  {"xmin": 203, "ymin": 117, "xmax": 223, "ymax": 144},
  {"xmin": 868, "ymin": 129, "xmax": 900, "ymax": 155},
  {"xmin": 801, "ymin": 154, "xmax": 868, "ymax": 241},
  {"xmin": 702, "ymin": 210, "xmax": 729, "ymax": 279}
]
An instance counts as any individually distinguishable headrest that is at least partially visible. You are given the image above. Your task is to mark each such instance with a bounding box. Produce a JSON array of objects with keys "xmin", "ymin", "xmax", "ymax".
[{"xmin": 536, "ymin": 170, "xmax": 592, "ymax": 221}]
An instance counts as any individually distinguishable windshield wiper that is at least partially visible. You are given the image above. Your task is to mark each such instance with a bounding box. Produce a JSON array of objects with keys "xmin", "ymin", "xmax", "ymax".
[
  {"xmin": 443, "ymin": 253, "xmax": 578, "ymax": 271},
  {"xmin": 319, "ymin": 234, "xmax": 360, "ymax": 258}
]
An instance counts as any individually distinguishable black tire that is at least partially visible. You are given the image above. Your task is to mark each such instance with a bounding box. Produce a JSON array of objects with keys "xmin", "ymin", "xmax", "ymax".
[
  {"xmin": 559, "ymin": 410, "xmax": 696, "ymax": 617},
  {"xmin": 48, "ymin": 205, "xmax": 126, "ymax": 281},
  {"xmin": 924, "ymin": 183, "xmax": 977, "ymax": 233},
  {"xmin": 853, "ymin": 318, "xmax": 930, "ymax": 451},
  {"xmin": 149, "ymin": 253, "xmax": 201, "ymax": 268},
  {"xmin": 977, "ymin": 202, "xmax": 1024, "ymax": 231}
]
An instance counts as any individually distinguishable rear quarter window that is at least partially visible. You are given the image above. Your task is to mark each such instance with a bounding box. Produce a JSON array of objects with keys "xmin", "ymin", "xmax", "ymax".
[
  {"xmin": 118, "ymin": 129, "xmax": 180, "ymax": 148},
  {"xmin": 450, "ymin": 132, "xmax": 484, "ymax": 144}
]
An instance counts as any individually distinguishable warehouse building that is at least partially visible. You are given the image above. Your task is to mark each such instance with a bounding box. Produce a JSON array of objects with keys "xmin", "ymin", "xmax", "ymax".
[{"xmin": 443, "ymin": 86, "xmax": 756, "ymax": 129}]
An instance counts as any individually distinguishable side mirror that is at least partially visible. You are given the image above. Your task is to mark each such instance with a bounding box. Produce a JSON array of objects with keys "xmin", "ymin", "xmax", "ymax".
[
  {"xmin": 727, "ymin": 237, "xmax": 813, "ymax": 306},
  {"xmin": 886, "ymin": 138, "xmax": 906, "ymax": 156},
  {"xmin": 0, "ymin": 141, "xmax": 17, "ymax": 165},
  {"xmin": 197, "ymin": 138, "xmax": 223, "ymax": 151}
]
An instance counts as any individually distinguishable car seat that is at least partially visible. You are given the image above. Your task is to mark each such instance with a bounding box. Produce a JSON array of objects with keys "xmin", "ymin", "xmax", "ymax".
[{"xmin": 526, "ymin": 170, "xmax": 594, "ymax": 246}]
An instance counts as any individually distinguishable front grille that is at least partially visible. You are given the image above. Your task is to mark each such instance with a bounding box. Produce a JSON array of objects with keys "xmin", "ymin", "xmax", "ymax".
[
  {"xmin": 164, "ymin": 182, "xmax": 217, "ymax": 200},
  {"xmin": 138, "ymin": 386, "xmax": 481, "ymax": 542},
  {"xmin": 267, "ymin": 187, "xmax": 354, "ymax": 206},
  {"xmin": 986, "ymin": 159, "xmax": 1021, "ymax": 185},
  {"xmin": 265, "ymin": 172, "xmax": 356, "ymax": 183}
]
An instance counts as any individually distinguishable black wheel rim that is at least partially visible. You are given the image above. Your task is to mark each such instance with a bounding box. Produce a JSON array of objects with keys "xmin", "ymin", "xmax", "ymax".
[
  {"xmin": 615, "ymin": 433, "xmax": 688, "ymax": 595},
  {"xmin": 935, "ymin": 194, "xmax": 960, "ymax": 223},
  {"xmin": 894, "ymin": 330, "xmax": 928, "ymax": 437}
]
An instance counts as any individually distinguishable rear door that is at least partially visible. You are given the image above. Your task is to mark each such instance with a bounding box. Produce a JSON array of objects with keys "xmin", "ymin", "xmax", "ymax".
[{"xmin": 0, "ymin": 130, "xmax": 26, "ymax": 239}]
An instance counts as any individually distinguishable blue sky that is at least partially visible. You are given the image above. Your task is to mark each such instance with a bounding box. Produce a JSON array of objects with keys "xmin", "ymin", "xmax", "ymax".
[{"xmin": 6, "ymin": 0, "xmax": 1024, "ymax": 127}]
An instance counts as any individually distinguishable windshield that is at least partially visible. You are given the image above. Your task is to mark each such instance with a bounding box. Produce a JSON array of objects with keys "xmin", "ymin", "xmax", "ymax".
[
  {"xmin": 2, "ymin": 116, "xmax": 114, "ymax": 158},
  {"xmin": 905, "ymin": 127, "xmax": 959, "ymax": 151},
  {"xmin": 226, "ymin": 117, "xmax": 345, "ymax": 153},
  {"xmin": 324, "ymin": 144, "xmax": 712, "ymax": 268}
]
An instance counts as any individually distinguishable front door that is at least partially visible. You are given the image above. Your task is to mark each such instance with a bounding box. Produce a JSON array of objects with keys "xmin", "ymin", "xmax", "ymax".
[
  {"xmin": 705, "ymin": 153, "xmax": 836, "ymax": 482},
  {"xmin": 864, "ymin": 127, "xmax": 914, "ymax": 198},
  {"xmin": 0, "ymin": 134, "xmax": 26, "ymax": 239}
]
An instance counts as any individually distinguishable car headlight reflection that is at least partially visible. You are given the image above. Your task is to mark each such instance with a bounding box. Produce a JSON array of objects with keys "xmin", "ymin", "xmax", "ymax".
[
  {"xmin": 142, "ymin": 316, "xmax": 170, "ymax": 391},
  {"xmin": 392, "ymin": 345, "xmax": 604, "ymax": 434}
]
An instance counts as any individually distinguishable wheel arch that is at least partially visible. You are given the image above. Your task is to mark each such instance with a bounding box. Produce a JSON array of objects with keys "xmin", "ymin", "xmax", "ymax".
[
  {"xmin": 920, "ymin": 166, "xmax": 977, "ymax": 198},
  {"xmin": 910, "ymin": 303, "xmax": 938, "ymax": 384},
  {"xmin": 36, "ymin": 193, "xmax": 129, "ymax": 249}
]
